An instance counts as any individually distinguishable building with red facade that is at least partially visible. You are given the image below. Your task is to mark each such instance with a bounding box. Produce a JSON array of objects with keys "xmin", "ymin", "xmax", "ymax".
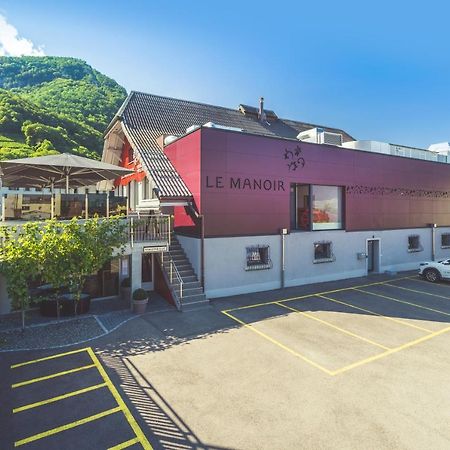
[{"xmin": 103, "ymin": 92, "xmax": 450, "ymax": 305}]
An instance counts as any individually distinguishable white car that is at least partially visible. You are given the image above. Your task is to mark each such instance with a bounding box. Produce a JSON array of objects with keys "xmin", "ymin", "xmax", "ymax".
[{"xmin": 419, "ymin": 260, "xmax": 450, "ymax": 282}]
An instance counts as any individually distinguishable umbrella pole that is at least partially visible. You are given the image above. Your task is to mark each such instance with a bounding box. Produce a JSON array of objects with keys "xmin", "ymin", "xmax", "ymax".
[
  {"xmin": 50, "ymin": 181, "xmax": 54, "ymax": 219},
  {"xmin": 65, "ymin": 174, "xmax": 69, "ymax": 194}
]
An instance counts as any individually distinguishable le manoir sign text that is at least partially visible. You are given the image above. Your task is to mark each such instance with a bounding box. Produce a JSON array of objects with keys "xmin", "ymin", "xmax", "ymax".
[{"xmin": 204, "ymin": 145, "xmax": 306, "ymax": 192}]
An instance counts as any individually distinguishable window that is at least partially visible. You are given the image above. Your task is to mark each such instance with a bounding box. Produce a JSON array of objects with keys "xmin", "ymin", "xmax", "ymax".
[
  {"xmin": 408, "ymin": 235, "xmax": 422, "ymax": 252},
  {"xmin": 313, "ymin": 241, "xmax": 335, "ymax": 263},
  {"xmin": 245, "ymin": 245, "xmax": 272, "ymax": 271},
  {"xmin": 291, "ymin": 184, "xmax": 344, "ymax": 231},
  {"xmin": 442, "ymin": 233, "xmax": 450, "ymax": 248}
]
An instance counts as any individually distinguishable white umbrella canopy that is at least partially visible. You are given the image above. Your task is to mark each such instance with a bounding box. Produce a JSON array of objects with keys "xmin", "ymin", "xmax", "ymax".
[{"xmin": 0, "ymin": 153, "xmax": 133, "ymax": 190}]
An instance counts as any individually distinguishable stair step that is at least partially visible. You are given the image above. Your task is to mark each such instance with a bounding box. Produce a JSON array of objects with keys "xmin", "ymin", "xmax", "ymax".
[
  {"xmin": 181, "ymin": 294, "xmax": 209, "ymax": 309},
  {"xmin": 176, "ymin": 287, "xmax": 204, "ymax": 296},
  {"xmin": 169, "ymin": 255, "xmax": 188, "ymax": 262},
  {"xmin": 172, "ymin": 280, "xmax": 203, "ymax": 295}
]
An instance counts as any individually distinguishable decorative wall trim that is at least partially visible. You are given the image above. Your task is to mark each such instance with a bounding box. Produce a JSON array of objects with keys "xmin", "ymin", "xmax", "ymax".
[{"xmin": 346, "ymin": 185, "xmax": 450, "ymax": 198}]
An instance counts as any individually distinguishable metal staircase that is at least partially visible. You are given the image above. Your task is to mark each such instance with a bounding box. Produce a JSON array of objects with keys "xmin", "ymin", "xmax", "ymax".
[{"xmin": 161, "ymin": 234, "xmax": 208, "ymax": 311}]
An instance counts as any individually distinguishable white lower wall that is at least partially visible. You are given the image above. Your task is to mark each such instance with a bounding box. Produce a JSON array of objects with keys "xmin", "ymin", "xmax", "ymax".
[{"xmin": 203, "ymin": 227, "xmax": 450, "ymax": 298}]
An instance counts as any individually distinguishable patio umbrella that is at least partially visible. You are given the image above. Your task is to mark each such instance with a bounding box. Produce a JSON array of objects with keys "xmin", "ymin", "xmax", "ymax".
[
  {"xmin": 0, "ymin": 153, "xmax": 133, "ymax": 219},
  {"xmin": 0, "ymin": 153, "xmax": 133, "ymax": 191}
]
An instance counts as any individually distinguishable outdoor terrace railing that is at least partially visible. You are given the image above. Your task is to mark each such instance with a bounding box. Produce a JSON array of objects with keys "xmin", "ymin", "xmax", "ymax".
[
  {"xmin": 127, "ymin": 214, "xmax": 171, "ymax": 246},
  {"xmin": 0, "ymin": 214, "xmax": 171, "ymax": 248}
]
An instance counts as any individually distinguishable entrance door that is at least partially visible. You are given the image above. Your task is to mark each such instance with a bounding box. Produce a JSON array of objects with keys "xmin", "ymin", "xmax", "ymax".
[
  {"xmin": 141, "ymin": 253, "xmax": 154, "ymax": 290},
  {"xmin": 367, "ymin": 239, "xmax": 380, "ymax": 274}
]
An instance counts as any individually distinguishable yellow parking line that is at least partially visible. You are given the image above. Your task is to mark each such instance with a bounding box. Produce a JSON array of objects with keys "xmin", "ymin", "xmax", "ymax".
[
  {"xmin": 86, "ymin": 348, "xmax": 152, "ymax": 450},
  {"xmin": 275, "ymin": 302, "xmax": 390, "ymax": 350},
  {"xmin": 13, "ymin": 382, "xmax": 107, "ymax": 413},
  {"xmin": 11, "ymin": 347, "xmax": 89, "ymax": 369},
  {"xmin": 407, "ymin": 276, "xmax": 450, "ymax": 288},
  {"xmin": 384, "ymin": 283, "xmax": 450, "ymax": 300},
  {"xmin": 332, "ymin": 324, "xmax": 450, "ymax": 375},
  {"xmin": 12, "ymin": 363, "xmax": 96, "ymax": 388},
  {"xmin": 317, "ymin": 294, "xmax": 433, "ymax": 333},
  {"xmin": 14, "ymin": 406, "xmax": 121, "ymax": 447},
  {"xmin": 108, "ymin": 437, "xmax": 140, "ymax": 450},
  {"xmin": 355, "ymin": 288, "xmax": 450, "ymax": 317},
  {"xmin": 224, "ymin": 275, "xmax": 414, "ymax": 313},
  {"xmin": 222, "ymin": 310, "xmax": 333, "ymax": 376}
]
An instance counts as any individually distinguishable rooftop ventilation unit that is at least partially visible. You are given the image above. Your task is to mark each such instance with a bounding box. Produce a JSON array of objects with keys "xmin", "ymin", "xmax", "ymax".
[
  {"xmin": 203, "ymin": 122, "xmax": 243, "ymax": 132},
  {"xmin": 297, "ymin": 128, "xmax": 343, "ymax": 146},
  {"xmin": 186, "ymin": 125, "xmax": 201, "ymax": 134},
  {"xmin": 163, "ymin": 135, "xmax": 178, "ymax": 146}
]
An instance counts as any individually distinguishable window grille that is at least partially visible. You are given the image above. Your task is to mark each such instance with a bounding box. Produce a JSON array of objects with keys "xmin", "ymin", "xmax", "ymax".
[{"xmin": 245, "ymin": 245, "xmax": 272, "ymax": 271}]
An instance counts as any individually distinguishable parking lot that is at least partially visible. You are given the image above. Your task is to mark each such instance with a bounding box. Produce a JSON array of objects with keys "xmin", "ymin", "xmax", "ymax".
[
  {"xmin": 2, "ymin": 272, "xmax": 450, "ymax": 449},
  {"xmin": 5, "ymin": 348, "xmax": 151, "ymax": 449},
  {"xmin": 222, "ymin": 274, "xmax": 450, "ymax": 376}
]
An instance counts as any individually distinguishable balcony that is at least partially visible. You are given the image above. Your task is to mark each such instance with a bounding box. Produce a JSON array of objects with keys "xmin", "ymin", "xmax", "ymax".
[{"xmin": 0, "ymin": 191, "xmax": 171, "ymax": 247}]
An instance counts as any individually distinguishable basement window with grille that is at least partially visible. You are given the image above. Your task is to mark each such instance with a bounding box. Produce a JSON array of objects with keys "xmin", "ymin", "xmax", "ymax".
[
  {"xmin": 313, "ymin": 241, "xmax": 335, "ymax": 263},
  {"xmin": 245, "ymin": 245, "xmax": 272, "ymax": 271},
  {"xmin": 442, "ymin": 233, "xmax": 450, "ymax": 249},
  {"xmin": 408, "ymin": 235, "xmax": 423, "ymax": 252}
]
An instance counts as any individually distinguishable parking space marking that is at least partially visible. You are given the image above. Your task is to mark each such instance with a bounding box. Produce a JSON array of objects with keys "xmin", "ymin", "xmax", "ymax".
[
  {"xmin": 317, "ymin": 294, "xmax": 433, "ymax": 333},
  {"xmin": 14, "ymin": 406, "xmax": 122, "ymax": 447},
  {"xmin": 13, "ymin": 382, "xmax": 108, "ymax": 413},
  {"xmin": 11, "ymin": 347, "xmax": 152, "ymax": 449},
  {"xmin": 407, "ymin": 276, "xmax": 450, "ymax": 288},
  {"xmin": 276, "ymin": 302, "xmax": 390, "ymax": 350},
  {"xmin": 355, "ymin": 288, "xmax": 450, "ymax": 317},
  {"xmin": 385, "ymin": 283, "xmax": 450, "ymax": 300},
  {"xmin": 86, "ymin": 348, "xmax": 152, "ymax": 450},
  {"xmin": 223, "ymin": 276, "xmax": 414, "ymax": 313},
  {"xmin": 12, "ymin": 363, "xmax": 96, "ymax": 388},
  {"xmin": 108, "ymin": 437, "xmax": 140, "ymax": 450},
  {"xmin": 222, "ymin": 310, "xmax": 334, "ymax": 376},
  {"xmin": 11, "ymin": 347, "xmax": 88, "ymax": 369},
  {"xmin": 332, "ymin": 324, "xmax": 450, "ymax": 376}
]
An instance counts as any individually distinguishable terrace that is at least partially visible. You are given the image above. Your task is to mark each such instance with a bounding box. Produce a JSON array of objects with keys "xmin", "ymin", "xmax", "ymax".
[{"xmin": 0, "ymin": 189, "xmax": 171, "ymax": 247}]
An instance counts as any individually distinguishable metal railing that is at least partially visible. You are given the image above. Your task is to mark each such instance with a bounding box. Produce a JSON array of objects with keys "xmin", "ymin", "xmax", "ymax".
[
  {"xmin": 161, "ymin": 252, "xmax": 183, "ymax": 311},
  {"xmin": 0, "ymin": 214, "xmax": 172, "ymax": 248},
  {"xmin": 127, "ymin": 213, "xmax": 171, "ymax": 246}
]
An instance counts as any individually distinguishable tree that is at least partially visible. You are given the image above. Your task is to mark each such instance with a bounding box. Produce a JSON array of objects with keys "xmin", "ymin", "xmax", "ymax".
[
  {"xmin": 40, "ymin": 217, "xmax": 128, "ymax": 315},
  {"xmin": 0, "ymin": 223, "xmax": 42, "ymax": 330}
]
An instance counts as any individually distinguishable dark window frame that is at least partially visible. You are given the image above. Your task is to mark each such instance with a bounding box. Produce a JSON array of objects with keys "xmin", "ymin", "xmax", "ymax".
[
  {"xmin": 290, "ymin": 183, "xmax": 345, "ymax": 232},
  {"xmin": 313, "ymin": 241, "xmax": 335, "ymax": 264},
  {"xmin": 408, "ymin": 234, "xmax": 423, "ymax": 252},
  {"xmin": 245, "ymin": 245, "xmax": 272, "ymax": 271},
  {"xmin": 441, "ymin": 233, "xmax": 450, "ymax": 249}
]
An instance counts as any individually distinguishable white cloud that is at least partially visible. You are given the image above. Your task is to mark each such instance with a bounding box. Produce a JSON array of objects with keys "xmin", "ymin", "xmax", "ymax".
[{"xmin": 0, "ymin": 14, "xmax": 45, "ymax": 56}]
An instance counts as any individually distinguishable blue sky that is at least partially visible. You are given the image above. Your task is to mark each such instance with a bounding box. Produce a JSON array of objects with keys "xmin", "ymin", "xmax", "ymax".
[{"xmin": 1, "ymin": 0, "xmax": 449, "ymax": 148}]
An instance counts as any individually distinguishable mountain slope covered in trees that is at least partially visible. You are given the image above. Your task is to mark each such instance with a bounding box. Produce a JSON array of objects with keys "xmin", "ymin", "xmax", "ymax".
[{"xmin": 0, "ymin": 56, "xmax": 127, "ymax": 160}]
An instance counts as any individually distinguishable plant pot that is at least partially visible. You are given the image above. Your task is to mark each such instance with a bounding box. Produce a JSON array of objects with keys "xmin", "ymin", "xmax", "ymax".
[
  {"xmin": 121, "ymin": 286, "xmax": 131, "ymax": 303},
  {"xmin": 132, "ymin": 298, "xmax": 148, "ymax": 314}
]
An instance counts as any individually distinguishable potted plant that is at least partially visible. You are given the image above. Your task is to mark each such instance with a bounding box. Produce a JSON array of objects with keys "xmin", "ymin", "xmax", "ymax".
[
  {"xmin": 132, "ymin": 288, "xmax": 148, "ymax": 314},
  {"xmin": 120, "ymin": 277, "xmax": 131, "ymax": 303}
]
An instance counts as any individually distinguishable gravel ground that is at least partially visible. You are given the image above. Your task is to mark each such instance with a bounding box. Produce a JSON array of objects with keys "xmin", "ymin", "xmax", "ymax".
[
  {"xmin": 0, "ymin": 317, "xmax": 104, "ymax": 351},
  {"xmin": 96, "ymin": 310, "xmax": 136, "ymax": 332}
]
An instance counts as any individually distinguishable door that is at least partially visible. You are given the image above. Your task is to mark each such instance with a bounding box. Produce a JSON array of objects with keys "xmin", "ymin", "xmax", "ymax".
[
  {"xmin": 141, "ymin": 253, "xmax": 154, "ymax": 291},
  {"xmin": 367, "ymin": 239, "xmax": 380, "ymax": 274}
]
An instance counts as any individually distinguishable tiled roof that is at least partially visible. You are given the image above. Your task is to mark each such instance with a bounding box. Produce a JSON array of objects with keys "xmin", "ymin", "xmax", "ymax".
[{"xmin": 112, "ymin": 91, "xmax": 355, "ymax": 199}]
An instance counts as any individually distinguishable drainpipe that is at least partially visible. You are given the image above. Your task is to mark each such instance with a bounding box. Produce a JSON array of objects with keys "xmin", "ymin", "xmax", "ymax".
[
  {"xmin": 280, "ymin": 228, "xmax": 288, "ymax": 288},
  {"xmin": 430, "ymin": 223, "xmax": 437, "ymax": 261},
  {"xmin": 200, "ymin": 215, "xmax": 205, "ymax": 291}
]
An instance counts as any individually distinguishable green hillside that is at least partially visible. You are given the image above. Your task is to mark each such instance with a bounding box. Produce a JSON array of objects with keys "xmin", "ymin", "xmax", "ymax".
[{"xmin": 0, "ymin": 56, "xmax": 127, "ymax": 160}]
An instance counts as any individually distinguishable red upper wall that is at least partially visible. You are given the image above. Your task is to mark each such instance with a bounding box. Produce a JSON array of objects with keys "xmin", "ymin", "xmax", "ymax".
[
  {"xmin": 165, "ymin": 127, "xmax": 450, "ymax": 237},
  {"xmin": 164, "ymin": 131, "xmax": 202, "ymax": 228}
]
